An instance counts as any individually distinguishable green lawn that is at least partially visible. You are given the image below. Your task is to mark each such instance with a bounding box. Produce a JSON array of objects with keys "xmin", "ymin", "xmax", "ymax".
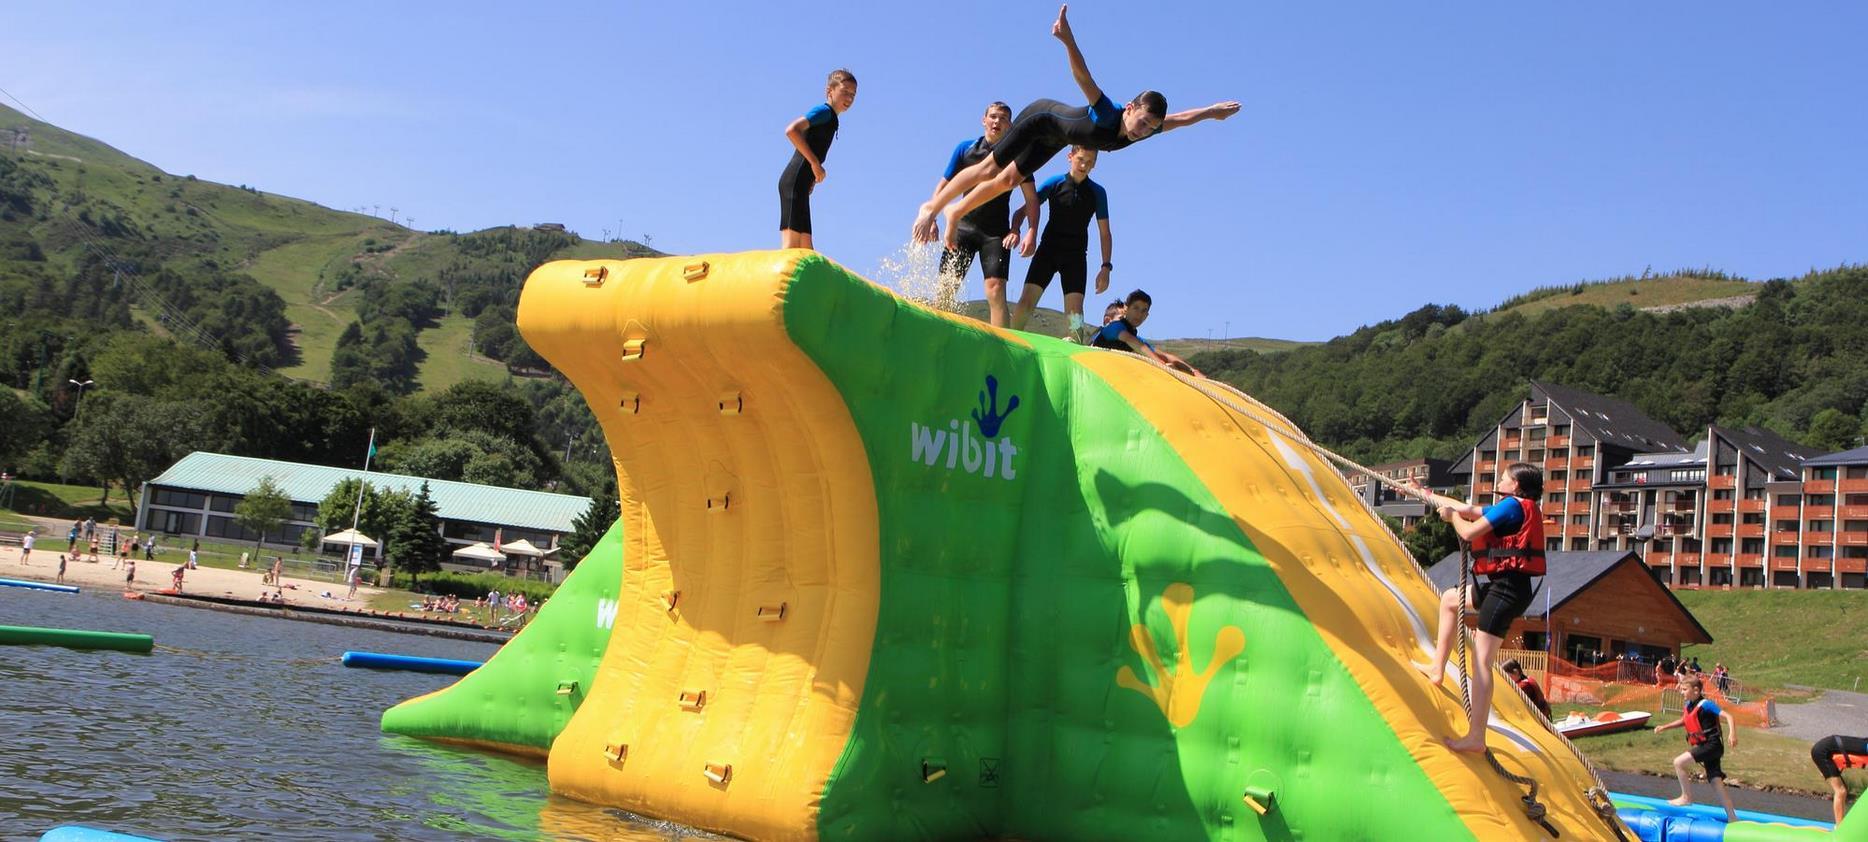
[
  {"xmin": 413, "ymin": 313, "xmax": 510, "ymax": 392},
  {"xmin": 1497, "ymin": 275, "xmax": 1759, "ymax": 318},
  {"xmin": 1676, "ymin": 590, "xmax": 1868, "ymax": 693},
  {"xmin": 0, "ymin": 479, "xmax": 135, "ymax": 521}
]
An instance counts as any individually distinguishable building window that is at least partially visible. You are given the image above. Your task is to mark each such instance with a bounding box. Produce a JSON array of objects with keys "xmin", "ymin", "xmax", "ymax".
[
  {"xmin": 1547, "ymin": 538, "xmax": 1562, "ymax": 551},
  {"xmin": 1570, "ymin": 537, "xmax": 1588, "ymax": 550},
  {"xmin": 1809, "ymin": 546, "xmax": 1834, "ymax": 559},
  {"xmin": 1741, "ymin": 513, "xmax": 1765, "ymax": 525},
  {"xmin": 1846, "ymin": 466, "xmax": 1868, "ymax": 479},
  {"xmin": 1774, "ymin": 545, "xmax": 1799, "ymax": 558},
  {"xmin": 1528, "ymin": 449, "xmax": 1546, "ymax": 462},
  {"xmin": 1711, "ymin": 538, "xmax": 1733, "ymax": 554},
  {"xmin": 1776, "ymin": 494, "xmax": 1801, "ymax": 507},
  {"xmin": 1713, "ymin": 489, "xmax": 1735, "ymax": 501},
  {"xmin": 1670, "ymin": 469, "xmax": 1707, "ymax": 482},
  {"xmin": 1811, "ymin": 467, "xmax": 1839, "ymax": 480},
  {"xmin": 1481, "ymin": 450, "xmax": 1496, "ymax": 462},
  {"xmin": 1551, "ymin": 470, "xmax": 1568, "ymax": 482},
  {"xmin": 1555, "ymin": 424, "xmax": 1571, "ymax": 437},
  {"xmin": 209, "ymin": 495, "xmax": 240, "ymax": 513},
  {"xmin": 1743, "ymin": 489, "xmax": 1765, "ymax": 501},
  {"xmin": 1571, "ymin": 514, "xmax": 1588, "ymax": 526},
  {"xmin": 150, "ymin": 510, "xmax": 200, "ymax": 535},
  {"xmin": 1776, "ymin": 519, "xmax": 1800, "ymax": 532},
  {"xmin": 1711, "ymin": 513, "xmax": 1735, "ymax": 525},
  {"xmin": 1809, "ymin": 494, "xmax": 1836, "ymax": 506},
  {"xmin": 152, "ymin": 489, "xmax": 208, "ymax": 510},
  {"xmin": 1576, "ymin": 444, "xmax": 1594, "ymax": 457},
  {"xmin": 1741, "ymin": 538, "xmax": 1764, "ymax": 554},
  {"xmin": 1549, "ymin": 491, "xmax": 1566, "ymax": 504},
  {"xmin": 1809, "ymin": 520, "xmax": 1833, "ymax": 533},
  {"xmin": 1550, "ymin": 448, "xmax": 1569, "ymax": 459},
  {"xmin": 1715, "ymin": 464, "xmax": 1735, "ymax": 476}
]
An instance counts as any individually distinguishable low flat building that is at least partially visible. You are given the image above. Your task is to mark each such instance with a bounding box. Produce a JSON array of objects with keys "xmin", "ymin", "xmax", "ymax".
[
  {"xmin": 1427, "ymin": 550, "xmax": 1713, "ymax": 665},
  {"xmin": 135, "ymin": 452, "xmax": 591, "ymax": 569},
  {"xmin": 1347, "ymin": 458, "xmax": 1458, "ymax": 528}
]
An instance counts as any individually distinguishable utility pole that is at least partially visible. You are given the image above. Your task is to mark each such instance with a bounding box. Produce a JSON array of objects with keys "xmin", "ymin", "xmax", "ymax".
[
  {"xmin": 61, "ymin": 378, "xmax": 95, "ymax": 485},
  {"xmin": 390, "ymin": 207, "xmax": 399, "ymax": 225}
]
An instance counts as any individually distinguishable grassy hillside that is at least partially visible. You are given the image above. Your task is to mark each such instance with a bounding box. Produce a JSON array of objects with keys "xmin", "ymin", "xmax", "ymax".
[
  {"xmin": 1, "ymin": 103, "xmax": 650, "ymax": 391},
  {"xmin": 1677, "ymin": 589, "xmax": 1868, "ymax": 693},
  {"xmin": 1492, "ymin": 272, "xmax": 1759, "ymax": 318}
]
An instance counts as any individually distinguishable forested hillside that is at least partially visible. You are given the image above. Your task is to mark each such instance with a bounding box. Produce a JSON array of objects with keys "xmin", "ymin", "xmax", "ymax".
[{"xmin": 1191, "ymin": 265, "xmax": 1868, "ymax": 464}]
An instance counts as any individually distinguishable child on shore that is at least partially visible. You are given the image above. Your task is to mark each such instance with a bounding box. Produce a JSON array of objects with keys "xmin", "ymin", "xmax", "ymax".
[
  {"xmin": 780, "ymin": 69, "xmax": 858, "ymax": 250},
  {"xmin": 1502, "ymin": 658, "xmax": 1551, "ymax": 719},
  {"xmin": 1411, "ymin": 462, "xmax": 1547, "ymax": 753},
  {"xmin": 1008, "ymin": 146, "xmax": 1109, "ymax": 340},
  {"xmin": 911, "ymin": 5, "xmax": 1238, "ymax": 246},
  {"xmin": 56, "ymin": 553, "xmax": 66, "ymax": 584},
  {"xmin": 1090, "ymin": 289, "xmax": 1201, "ymax": 375},
  {"xmin": 19, "ymin": 530, "xmax": 31, "ymax": 565},
  {"xmin": 1655, "ymin": 675, "xmax": 1738, "ymax": 822}
]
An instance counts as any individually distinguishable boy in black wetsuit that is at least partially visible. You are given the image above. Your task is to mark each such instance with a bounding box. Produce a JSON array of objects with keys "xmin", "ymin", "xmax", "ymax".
[
  {"xmin": 780, "ymin": 69, "xmax": 858, "ymax": 250},
  {"xmin": 1009, "ymin": 146, "xmax": 1108, "ymax": 339},
  {"xmin": 936, "ymin": 102, "xmax": 1041, "ymax": 327},
  {"xmin": 911, "ymin": 5, "xmax": 1239, "ymax": 246},
  {"xmin": 1091, "ymin": 289, "xmax": 1200, "ymax": 375}
]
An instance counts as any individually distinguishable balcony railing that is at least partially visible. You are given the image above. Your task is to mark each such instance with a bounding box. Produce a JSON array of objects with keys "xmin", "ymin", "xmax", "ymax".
[
  {"xmin": 1708, "ymin": 475, "xmax": 1736, "ymax": 489},
  {"xmin": 1705, "ymin": 523, "xmax": 1734, "ymax": 538},
  {"xmin": 1805, "ymin": 506, "xmax": 1835, "ymax": 519},
  {"xmin": 1735, "ymin": 553, "xmax": 1764, "ymax": 567},
  {"xmin": 1805, "ymin": 480, "xmax": 1835, "ymax": 494},
  {"xmin": 1772, "ymin": 557, "xmax": 1801, "ymax": 570},
  {"xmin": 1547, "ymin": 435, "xmax": 1569, "ymax": 448},
  {"xmin": 1737, "ymin": 499, "xmax": 1766, "ymax": 513},
  {"xmin": 1704, "ymin": 553, "xmax": 1733, "ymax": 566},
  {"xmin": 1476, "ymin": 460, "xmax": 1496, "ymax": 474},
  {"xmin": 1841, "ymin": 533, "xmax": 1868, "ymax": 547},
  {"xmin": 1736, "ymin": 523, "xmax": 1765, "ymax": 539},
  {"xmin": 1839, "ymin": 505, "xmax": 1868, "ymax": 519},
  {"xmin": 1838, "ymin": 558, "xmax": 1868, "ymax": 574},
  {"xmin": 1770, "ymin": 530, "xmax": 1800, "ymax": 543},
  {"xmin": 1838, "ymin": 477, "xmax": 1868, "ymax": 493}
]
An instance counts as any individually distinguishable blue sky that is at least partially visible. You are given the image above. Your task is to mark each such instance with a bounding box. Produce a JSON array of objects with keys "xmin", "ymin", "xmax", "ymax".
[{"xmin": 6, "ymin": 2, "xmax": 1864, "ymax": 341}]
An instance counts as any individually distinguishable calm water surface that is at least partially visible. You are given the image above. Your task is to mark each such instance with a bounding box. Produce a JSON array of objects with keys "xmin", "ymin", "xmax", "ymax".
[{"xmin": 0, "ymin": 587, "xmax": 719, "ymax": 842}]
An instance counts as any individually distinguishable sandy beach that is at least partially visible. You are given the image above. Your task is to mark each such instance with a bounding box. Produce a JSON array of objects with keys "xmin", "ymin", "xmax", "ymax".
[{"xmin": 0, "ymin": 543, "xmax": 385, "ymax": 611}]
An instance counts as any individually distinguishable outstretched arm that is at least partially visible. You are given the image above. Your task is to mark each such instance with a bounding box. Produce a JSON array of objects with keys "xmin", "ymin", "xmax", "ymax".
[
  {"xmin": 1053, "ymin": 5, "xmax": 1104, "ymax": 104},
  {"xmin": 1160, "ymin": 101, "xmax": 1243, "ymax": 133}
]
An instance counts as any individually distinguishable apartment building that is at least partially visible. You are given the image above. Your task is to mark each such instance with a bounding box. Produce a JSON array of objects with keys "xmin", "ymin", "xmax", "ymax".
[
  {"xmin": 1769, "ymin": 446, "xmax": 1868, "ymax": 590},
  {"xmin": 1346, "ymin": 458, "xmax": 1458, "ymax": 528},
  {"xmin": 1452, "ymin": 381, "xmax": 1686, "ymax": 553},
  {"xmin": 1448, "ymin": 382, "xmax": 1856, "ymax": 590},
  {"xmin": 1594, "ymin": 426, "xmax": 1817, "ymax": 588}
]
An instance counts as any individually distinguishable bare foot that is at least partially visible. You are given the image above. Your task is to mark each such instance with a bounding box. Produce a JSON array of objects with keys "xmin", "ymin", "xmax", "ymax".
[
  {"xmin": 911, "ymin": 204, "xmax": 940, "ymax": 244},
  {"xmin": 940, "ymin": 206, "xmax": 964, "ymax": 249},
  {"xmin": 1413, "ymin": 661, "xmax": 1443, "ymax": 685},
  {"xmin": 1443, "ymin": 735, "xmax": 1488, "ymax": 754},
  {"xmin": 1667, "ymin": 796, "xmax": 1692, "ymax": 807}
]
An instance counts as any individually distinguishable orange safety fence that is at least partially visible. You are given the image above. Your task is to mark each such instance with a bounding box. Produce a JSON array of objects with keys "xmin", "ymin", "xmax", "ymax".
[{"xmin": 1544, "ymin": 661, "xmax": 1775, "ymax": 729}]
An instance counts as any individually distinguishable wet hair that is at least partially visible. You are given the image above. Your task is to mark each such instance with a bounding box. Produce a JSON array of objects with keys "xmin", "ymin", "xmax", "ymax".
[
  {"xmin": 1501, "ymin": 659, "xmax": 1523, "ymax": 675},
  {"xmin": 986, "ymin": 101, "xmax": 1012, "ymax": 118},
  {"xmin": 1132, "ymin": 90, "xmax": 1167, "ymax": 119},
  {"xmin": 826, "ymin": 69, "xmax": 857, "ymax": 92},
  {"xmin": 1504, "ymin": 462, "xmax": 1544, "ymax": 501},
  {"xmin": 1125, "ymin": 289, "xmax": 1152, "ymax": 307}
]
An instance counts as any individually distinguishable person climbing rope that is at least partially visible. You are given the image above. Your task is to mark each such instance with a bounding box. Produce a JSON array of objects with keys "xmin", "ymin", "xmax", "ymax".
[
  {"xmin": 779, "ymin": 69, "xmax": 858, "ymax": 251},
  {"xmin": 1411, "ymin": 461, "xmax": 1546, "ymax": 753},
  {"xmin": 910, "ymin": 4, "xmax": 1238, "ymax": 247}
]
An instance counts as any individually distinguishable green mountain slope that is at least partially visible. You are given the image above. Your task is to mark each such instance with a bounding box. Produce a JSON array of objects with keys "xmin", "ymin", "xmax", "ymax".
[{"xmin": 1, "ymin": 103, "xmax": 654, "ymax": 391}]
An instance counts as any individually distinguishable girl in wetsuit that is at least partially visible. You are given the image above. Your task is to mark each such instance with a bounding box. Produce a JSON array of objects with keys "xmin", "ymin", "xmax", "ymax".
[{"xmin": 780, "ymin": 69, "xmax": 857, "ymax": 250}]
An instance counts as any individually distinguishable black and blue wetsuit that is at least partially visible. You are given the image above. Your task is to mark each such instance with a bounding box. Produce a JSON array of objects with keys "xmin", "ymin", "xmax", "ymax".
[
  {"xmin": 1092, "ymin": 317, "xmax": 1153, "ymax": 353},
  {"xmin": 990, "ymin": 94, "xmax": 1149, "ymax": 177},
  {"xmin": 1023, "ymin": 173, "xmax": 1109, "ymax": 296},
  {"xmin": 938, "ymin": 136, "xmax": 1029, "ymax": 281},
  {"xmin": 779, "ymin": 103, "xmax": 838, "ymax": 234}
]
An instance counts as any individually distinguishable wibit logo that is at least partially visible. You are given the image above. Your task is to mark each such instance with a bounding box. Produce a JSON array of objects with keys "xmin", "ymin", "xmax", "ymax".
[
  {"xmin": 595, "ymin": 598, "xmax": 618, "ymax": 630},
  {"xmin": 909, "ymin": 374, "xmax": 1022, "ymax": 480},
  {"xmin": 1116, "ymin": 583, "xmax": 1246, "ymax": 728}
]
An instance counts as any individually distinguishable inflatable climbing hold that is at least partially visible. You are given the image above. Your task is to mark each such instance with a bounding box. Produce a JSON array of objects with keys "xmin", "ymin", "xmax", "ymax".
[
  {"xmin": 38, "ymin": 826, "xmax": 165, "ymax": 841},
  {"xmin": 0, "ymin": 624, "xmax": 152, "ymax": 653},
  {"xmin": 464, "ymin": 249, "xmax": 1634, "ymax": 840},
  {"xmin": 380, "ymin": 520, "xmax": 623, "ymax": 756}
]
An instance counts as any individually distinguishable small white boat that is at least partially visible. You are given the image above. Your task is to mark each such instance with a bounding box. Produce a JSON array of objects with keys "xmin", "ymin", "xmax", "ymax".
[{"xmin": 1555, "ymin": 710, "xmax": 1652, "ymax": 738}]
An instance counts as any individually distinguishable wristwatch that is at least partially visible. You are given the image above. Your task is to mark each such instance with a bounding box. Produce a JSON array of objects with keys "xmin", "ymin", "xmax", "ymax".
[{"xmin": 1100, "ymin": 262, "xmax": 1113, "ymax": 270}]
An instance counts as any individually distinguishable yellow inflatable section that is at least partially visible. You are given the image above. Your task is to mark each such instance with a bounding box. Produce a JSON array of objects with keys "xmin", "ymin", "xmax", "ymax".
[{"xmin": 513, "ymin": 249, "xmax": 1629, "ymax": 841}]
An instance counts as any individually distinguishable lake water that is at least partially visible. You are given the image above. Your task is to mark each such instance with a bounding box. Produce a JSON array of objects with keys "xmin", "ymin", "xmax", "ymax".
[{"xmin": 0, "ymin": 587, "xmax": 715, "ymax": 842}]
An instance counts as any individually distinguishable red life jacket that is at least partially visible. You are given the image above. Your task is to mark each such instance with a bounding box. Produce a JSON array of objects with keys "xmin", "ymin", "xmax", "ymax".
[
  {"xmin": 1837, "ymin": 753, "xmax": 1868, "ymax": 771},
  {"xmin": 1684, "ymin": 699, "xmax": 1721, "ymax": 747},
  {"xmin": 1471, "ymin": 495, "xmax": 1546, "ymax": 576}
]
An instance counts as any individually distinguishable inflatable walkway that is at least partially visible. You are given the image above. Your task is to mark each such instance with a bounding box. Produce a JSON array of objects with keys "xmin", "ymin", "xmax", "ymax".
[{"xmin": 389, "ymin": 250, "xmax": 1638, "ymax": 840}]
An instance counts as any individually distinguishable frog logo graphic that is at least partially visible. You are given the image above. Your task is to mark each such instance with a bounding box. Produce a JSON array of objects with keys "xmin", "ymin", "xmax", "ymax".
[{"xmin": 1117, "ymin": 583, "xmax": 1246, "ymax": 728}]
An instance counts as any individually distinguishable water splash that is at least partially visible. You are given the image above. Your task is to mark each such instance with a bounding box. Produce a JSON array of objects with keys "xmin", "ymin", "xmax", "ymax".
[{"xmin": 875, "ymin": 240, "xmax": 964, "ymax": 313}]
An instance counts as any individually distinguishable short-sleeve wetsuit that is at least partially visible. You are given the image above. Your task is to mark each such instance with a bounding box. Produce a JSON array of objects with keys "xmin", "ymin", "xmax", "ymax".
[
  {"xmin": 938, "ymin": 136, "xmax": 1028, "ymax": 282},
  {"xmin": 1023, "ymin": 174, "xmax": 1108, "ymax": 296},
  {"xmin": 779, "ymin": 103, "xmax": 838, "ymax": 234},
  {"xmin": 1091, "ymin": 317, "xmax": 1153, "ymax": 354},
  {"xmin": 990, "ymin": 94, "xmax": 1151, "ymax": 177}
]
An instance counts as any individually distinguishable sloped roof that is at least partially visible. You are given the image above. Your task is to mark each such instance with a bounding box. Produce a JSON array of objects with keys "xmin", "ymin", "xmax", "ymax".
[
  {"xmin": 1532, "ymin": 382, "xmax": 1687, "ymax": 453},
  {"xmin": 1803, "ymin": 445, "xmax": 1868, "ymax": 468},
  {"xmin": 148, "ymin": 452, "xmax": 590, "ymax": 534},
  {"xmin": 1427, "ymin": 549, "xmax": 1712, "ymax": 643},
  {"xmin": 1716, "ymin": 425, "xmax": 1821, "ymax": 480}
]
